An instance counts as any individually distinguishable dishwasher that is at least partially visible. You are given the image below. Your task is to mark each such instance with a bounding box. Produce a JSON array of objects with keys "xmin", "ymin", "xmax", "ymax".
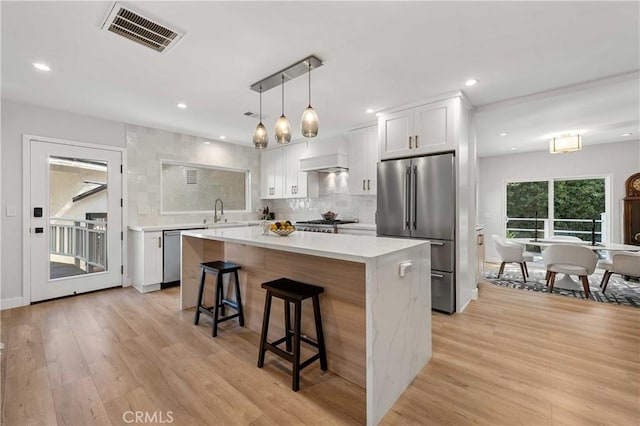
[{"xmin": 163, "ymin": 229, "xmax": 204, "ymax": 288}]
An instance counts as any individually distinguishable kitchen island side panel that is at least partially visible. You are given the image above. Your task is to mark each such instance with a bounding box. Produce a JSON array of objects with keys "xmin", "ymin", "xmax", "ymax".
[{"xmin": 366, "ymin": 243, "xmax": 432, "ymax": 425}]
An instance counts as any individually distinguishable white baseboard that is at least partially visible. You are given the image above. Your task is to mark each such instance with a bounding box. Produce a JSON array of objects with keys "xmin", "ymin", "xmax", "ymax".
[
  {"xmin": 133, "ymin": 283, "xmax": 161, "ymax": 293},
  {"xmin": 1, "ymin": 297, "xmax": 27, "ymax": 310},
  {"xmin": 471, "ymin": 287, "xmax": 479, "ymax": 301}
]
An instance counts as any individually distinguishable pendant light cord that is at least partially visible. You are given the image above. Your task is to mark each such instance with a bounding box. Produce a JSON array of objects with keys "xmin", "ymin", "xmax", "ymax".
[
  {"xmin": 259, "ymin": 85, "xmax": 263, "ymax": 122},
  {"xmin": 281, "ymin": 75, "xmax": 285, "ymax": 115},
  {"xmin": 308, "ymin": 63, "xmax": 312, "ymax": 107}
]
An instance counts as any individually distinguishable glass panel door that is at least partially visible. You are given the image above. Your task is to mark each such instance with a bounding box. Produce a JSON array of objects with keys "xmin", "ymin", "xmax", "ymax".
[
  {"xmin": 29, "ymin": 140, "xmax": 122, "ymax": 302},
  {"xmin": 506, "ymin": 181, "xmax": 548, "ymax": 239}
]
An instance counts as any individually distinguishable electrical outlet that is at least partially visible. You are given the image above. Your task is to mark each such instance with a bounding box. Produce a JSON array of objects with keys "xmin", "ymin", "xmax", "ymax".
[{"xmin": 399, "ymin": 261, "xmax": 413, "ymax": 277}]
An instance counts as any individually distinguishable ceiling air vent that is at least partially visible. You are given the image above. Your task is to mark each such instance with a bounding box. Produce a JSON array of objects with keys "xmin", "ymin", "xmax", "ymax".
[
  {"xmin": 244, "ymin": 111, "xmax": 269, "ymax": 120},
  {"xmin": 101, "ymin": 2, "xmax": 185, "ymax": 53}
]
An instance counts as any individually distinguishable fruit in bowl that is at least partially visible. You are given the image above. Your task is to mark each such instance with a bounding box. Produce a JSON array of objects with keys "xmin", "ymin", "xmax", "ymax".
[
  {"xmin": 321, "ymin": 211, "xmax": 338, "ymax": 221},
  {"xmin": 269, "ymin": 220, "xmax": 296, "ymax": 236}
]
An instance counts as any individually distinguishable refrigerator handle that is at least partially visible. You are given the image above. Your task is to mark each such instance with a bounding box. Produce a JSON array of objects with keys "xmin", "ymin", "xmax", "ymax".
[
  {"xmin": 404, "ymin": 166, "xmax": 411, "ymax": 230},
  {"xmin": 413, "ymin": 165, "xmax": 418, "ymax": 230}
]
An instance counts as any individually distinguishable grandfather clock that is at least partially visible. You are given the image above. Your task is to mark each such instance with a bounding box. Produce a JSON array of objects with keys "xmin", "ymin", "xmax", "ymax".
[{"xmin": 624, "ymin": 172, "xmax": 640, "ymax": 245}]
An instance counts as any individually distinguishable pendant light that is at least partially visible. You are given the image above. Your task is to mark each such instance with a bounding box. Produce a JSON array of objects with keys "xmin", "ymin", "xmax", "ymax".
[
  {"xmin": 274, "ymin": 75, "xmax": 292, "ymax": 144},
  {"xmin": 253, "ymin": 85, "xmax": 268, "ymax": 149},
  {"xmin": 301, "ymin": 62, "xmax": 319, "ymax": 138}
]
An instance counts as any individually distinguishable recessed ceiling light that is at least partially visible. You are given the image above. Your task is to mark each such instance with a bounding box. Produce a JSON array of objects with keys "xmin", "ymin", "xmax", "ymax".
[
  {"xmin": 622, "ymin": 132, "xmax": 633, "ymax": 136},
  {"xmin": 176, "ymin": 103, "xmax": 187, "ymax": 109},
  {"xmin": 203, "ymin": 141, "xmax": 211, "ymax": 145},
  {"xmin": 465, "ymin": 79, "xmax": 478, "ymax": 87},
  {"xmin": 499, "ymin": 132, "xmax": 509, "ymax": 136},
  {"xmin": 511, "ymin": 147, "xmax": 517, "ymax": 150},
  {"xmin": 32, "ymin": 62, "xmax": 51, "ymax": 71},
  {"xmin": 366, "ymin": 108, "xmax": 374, "ymax": 114},
  {"xmin": 220, "ymin": 135, "xmax": 226, "ymax": 140}
]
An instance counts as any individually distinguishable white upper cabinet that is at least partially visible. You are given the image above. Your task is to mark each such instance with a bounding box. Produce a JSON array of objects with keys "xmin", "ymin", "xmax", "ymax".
[
  {"xmin": 284, "ymin": 142, "xmax": 310, "ymax": 198},
  {"xmin": 379, "ymin": 97, "xmax": 457, "ymax": 160},
  {"xmin": 348, "ymin": 126, "xmax": 378, "ymax": 195},
  {"xmin": 260, "ymin": 147, "xmax": 283, "ymax": 199},
  {"xmin": 261, "ymin": 142, "xmax": 317, "ymax": 199}
]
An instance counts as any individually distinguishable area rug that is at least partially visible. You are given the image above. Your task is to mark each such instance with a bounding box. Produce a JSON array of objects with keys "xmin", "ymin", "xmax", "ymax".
[{"xmin": 484, "ymin": 268, "xmax": 640, "ymax": 308}]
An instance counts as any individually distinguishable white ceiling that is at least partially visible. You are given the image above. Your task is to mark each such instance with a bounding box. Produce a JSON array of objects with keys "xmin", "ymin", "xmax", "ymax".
[{"xmin": 2, "ymin": 1, "xmax": 639, "ymax": 156}]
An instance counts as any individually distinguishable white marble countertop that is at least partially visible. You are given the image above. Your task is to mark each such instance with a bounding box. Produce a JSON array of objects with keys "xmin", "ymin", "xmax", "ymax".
[
  {"xmin": 182, "ymin": 226, "xmax": 428, "ymax": 262},
  {"xmin": 129, "ymin": 220, "xmax": 260, "ymax": 232}
]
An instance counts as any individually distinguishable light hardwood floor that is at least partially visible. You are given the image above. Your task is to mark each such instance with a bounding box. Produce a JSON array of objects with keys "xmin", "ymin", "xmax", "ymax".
[{"xmin": 1, "ymin": 281, "xmax": 638, "ymax": 425}]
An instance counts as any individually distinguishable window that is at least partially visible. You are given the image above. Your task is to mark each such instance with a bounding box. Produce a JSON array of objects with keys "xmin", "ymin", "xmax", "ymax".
[
  {"xmin": 161, "ymin": 161, "xmax": 250, "ymax": 213},
  {"xmin": 505, "ymin": 177, "xmax": 608, "ymax": 242}
]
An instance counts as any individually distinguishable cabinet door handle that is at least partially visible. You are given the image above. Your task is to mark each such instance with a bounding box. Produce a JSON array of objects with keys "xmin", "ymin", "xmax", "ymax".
[
  {"xmin": 367, "ymin": 179, "xmax": 370, "ymax": 190},
  {"xmin": 295, "ymin": 185, "xmax": 298, "ymax": 194},
  {"xmin": 362, "ymin": 179, "xmax": 366, "ymax": 190},
  {"xmin": 409, "ymin": 136, "xmax": 413, "ymax": 149},
  {"xmin": 415, "ymin": 135, "xmax": 419, "ymax": 148},
  {"xmin": 158, "ymin": 236, "xmax": 162, "ymax": 248}
]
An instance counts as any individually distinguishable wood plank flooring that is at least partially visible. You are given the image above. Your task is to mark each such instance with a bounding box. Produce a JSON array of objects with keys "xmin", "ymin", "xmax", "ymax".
[{"xmin": 1, "ymin": 280, "xmax": 638, "ymax": 425}]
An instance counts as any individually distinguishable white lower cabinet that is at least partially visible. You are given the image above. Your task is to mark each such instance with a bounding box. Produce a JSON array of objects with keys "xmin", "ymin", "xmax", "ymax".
[{"xmin": 131, "ymin": 230, "xmax": 163, "ymax": 293}]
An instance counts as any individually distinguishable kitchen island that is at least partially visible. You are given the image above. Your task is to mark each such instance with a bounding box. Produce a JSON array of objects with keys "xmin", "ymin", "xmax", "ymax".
[{"xmin": 181, "ymin": 227, "xmax": 431, "ymax": 425}]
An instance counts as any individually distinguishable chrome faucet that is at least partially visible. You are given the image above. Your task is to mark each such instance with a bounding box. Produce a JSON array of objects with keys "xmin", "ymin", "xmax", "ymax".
[{"xmin": 214, "ymin": 198, "xmax": 224, "ymax": 223}]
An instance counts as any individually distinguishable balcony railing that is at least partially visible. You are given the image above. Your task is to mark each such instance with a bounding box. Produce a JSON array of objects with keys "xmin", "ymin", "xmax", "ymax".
[
  {"xmin": 506, "ymin": 213, "xmax": 607, "ymax": 242},
  {"xmin": 50, "ymin": 218, "xmax": 107, "ymax": 272}
]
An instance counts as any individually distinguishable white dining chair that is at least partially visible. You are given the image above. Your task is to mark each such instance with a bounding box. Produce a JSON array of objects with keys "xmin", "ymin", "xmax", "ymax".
[
  {"xmin": 492, "ymin": 235, "xmax": 534, "ymax": 282},
  {"xmin": 597, "ymin": 251, "xmax": 640, "ymax": 293},
  {"xmin": 541, "ymin": 244, "xmax": 598, "ymax": 297}
]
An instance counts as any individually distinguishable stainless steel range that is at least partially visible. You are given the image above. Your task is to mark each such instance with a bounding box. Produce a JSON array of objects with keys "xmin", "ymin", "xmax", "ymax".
[{"xmin": 295, "ymin": 220, "xmax": 357, "ymax": 234}]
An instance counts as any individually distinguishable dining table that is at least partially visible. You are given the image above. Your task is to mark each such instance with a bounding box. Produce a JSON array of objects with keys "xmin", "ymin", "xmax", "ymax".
[{"xmin": 508, "ymin": 238, "xmax": 640, "ymax": 290}]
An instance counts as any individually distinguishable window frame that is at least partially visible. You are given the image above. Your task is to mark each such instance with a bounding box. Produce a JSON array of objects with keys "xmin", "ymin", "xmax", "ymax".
[
  {"xmin": 502, "ymin": 174, "xmax": 611, "ymax": 242},
  {"xmin": 160, "ymin": 159, "xmax": 252, "ymax": 215}
]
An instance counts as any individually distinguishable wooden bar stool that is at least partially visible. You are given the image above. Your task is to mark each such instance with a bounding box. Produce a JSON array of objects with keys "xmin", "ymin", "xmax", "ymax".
[
  {"xmin": 194, "ymin": 261, "xmax": 244, "ymax": 337},
  {"xmin": 257, "ymin": 278, "xmax": 327, "ymax": 391}
]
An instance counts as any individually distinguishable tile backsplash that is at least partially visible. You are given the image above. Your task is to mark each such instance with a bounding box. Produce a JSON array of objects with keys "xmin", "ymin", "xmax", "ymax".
[
  {"xmin": 268, "ymin": 172, "xmax": 376, "ymax": 224},
  {"xmin": 127, "ymin": 124, "xmax": 376, "ymax": 226},
  {"xmin": 127, "ymin": 124, "xmax": 262, "ymax": 226}
]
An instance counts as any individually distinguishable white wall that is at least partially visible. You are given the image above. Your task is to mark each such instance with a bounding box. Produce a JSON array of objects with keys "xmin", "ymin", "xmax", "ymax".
[
  {"xmin": 479, "ymin": 140, "xmax": 640, "ymax": 262},
  {"xmin": 1, "ymin": 99, "xmax": 126, "ymax": 306}
]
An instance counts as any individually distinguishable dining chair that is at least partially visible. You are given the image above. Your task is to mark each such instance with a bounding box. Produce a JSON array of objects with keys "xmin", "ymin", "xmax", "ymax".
[
  {"xmin": 492, "ymin": 235, "xmax": 534, "ymax": 282},
  {"xmin": 541, "ymin": 244, "xmax": 598, "ymax": 297},
  {"xmin": 597, "ymin": 251, "xmax": 640, "ymax": 292}
]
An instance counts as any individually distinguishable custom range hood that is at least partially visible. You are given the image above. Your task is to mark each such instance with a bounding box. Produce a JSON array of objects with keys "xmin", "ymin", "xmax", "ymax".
[{"xmin": 299, "ymin": 153, "xmax": 348, "ymax": 173}]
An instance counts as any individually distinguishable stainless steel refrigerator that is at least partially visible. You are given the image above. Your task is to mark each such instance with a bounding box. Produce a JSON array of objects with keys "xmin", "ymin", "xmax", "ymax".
[{"xmin": 376, "ymin": 152, "xmax": 456, "ymax": 313}]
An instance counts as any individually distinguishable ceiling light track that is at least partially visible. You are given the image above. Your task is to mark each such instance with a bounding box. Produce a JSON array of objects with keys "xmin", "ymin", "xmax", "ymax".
[{"xmin": 250, "ymin": 55, "xmax": 323, "ymax": 93}]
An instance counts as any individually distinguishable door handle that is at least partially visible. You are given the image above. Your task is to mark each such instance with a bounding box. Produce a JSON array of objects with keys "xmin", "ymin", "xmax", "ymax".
[
  {"xmin": 431, "ymin": 272, "xmax": 444, "ymax": 279},
  {"xmin": 367, "ymin": 179, "xmax": 370, "ymax": 191},
  {"xmin": 431, "ymin": 241, "xmax": 445, "ymax": 246},
  {"xmin": 409, "ymin": 136, "xmax": 413, "ymax": 149},
  {"xmin": 362, "ymin": 179, "xmax": 366, "ymax": 190},
  {"xmin": 413, "ymin": 165, "xmax": 418, "ymax": 230},
  {"xmin": 415, "ymin": 135, "xmax": 419, "ymax": 148},
  {"xmin": 158, "ymin": 236, "xmax": 162, "ymax": 248},
  {"xmin": 405, "ymin": 166, "xmax": 411, "ymax": 229}
]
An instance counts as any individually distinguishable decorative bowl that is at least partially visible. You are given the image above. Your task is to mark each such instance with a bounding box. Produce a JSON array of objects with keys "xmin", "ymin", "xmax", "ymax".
[
  {"xmin": 321, "ymin": 211, "xmax": 338, "ymax": 221},
  {"xmin": 271, "ymin": 227, "xmax": 295, "ymax": 236}
]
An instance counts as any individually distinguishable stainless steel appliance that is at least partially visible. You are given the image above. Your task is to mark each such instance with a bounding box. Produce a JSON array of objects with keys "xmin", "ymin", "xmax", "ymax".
[
  {"xmin": 377, "ymin": 152, "xmax": 456, "ymax": 313},
  {"xmin": 163, "ymin": 228, "xmax": 205, "ymax": 287},
  {"xmin": 295, "ymin": 219, "xmax": 357, "ymax": 234}
]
